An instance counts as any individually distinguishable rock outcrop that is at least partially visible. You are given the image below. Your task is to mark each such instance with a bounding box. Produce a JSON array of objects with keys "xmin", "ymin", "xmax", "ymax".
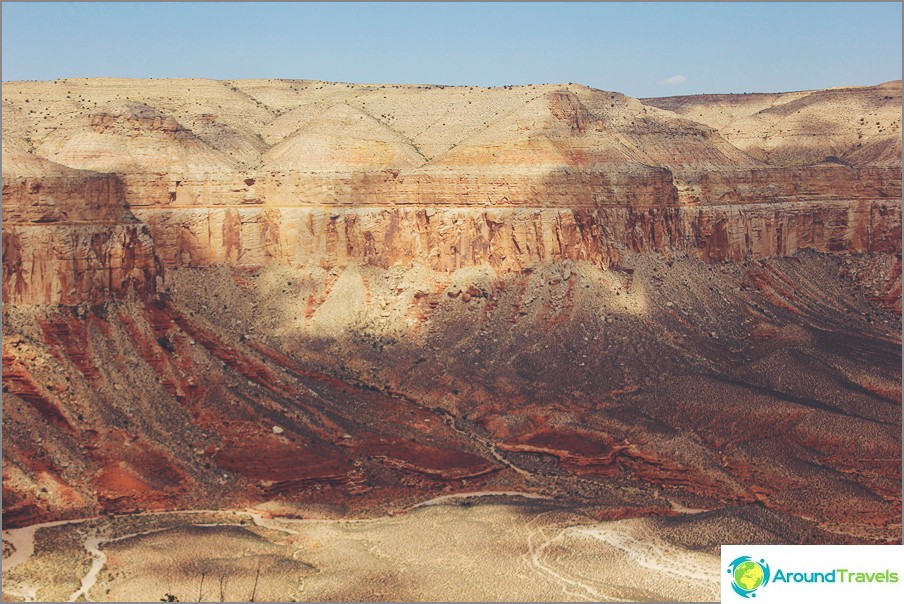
[
  {"xmin": 132, "ymin": 198, "xmax": 898, "ymax": 272},
  {"xmin": 4, "ymin": 79, "xmax": 900, "ymax": 305},
  {"xmin": 1, "ymin": 147, "xmax": 159, "ymax": 305}
]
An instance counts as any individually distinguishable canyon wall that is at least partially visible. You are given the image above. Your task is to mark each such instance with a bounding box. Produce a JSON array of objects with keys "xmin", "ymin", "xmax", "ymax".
[
  {"xmin": 1, "ymin": 150, "xmax": 159, "ymax": 305},
  {"xmin": 2, "ymin": 78, "xmax": 901, "ymax": 306},
  {"xmin": 133, "ymin": 199, "xmax": 900, "ymax": 272},
  {"xmin": 2, "ymin": 79, "xmax": 901, "ymax": 534}
]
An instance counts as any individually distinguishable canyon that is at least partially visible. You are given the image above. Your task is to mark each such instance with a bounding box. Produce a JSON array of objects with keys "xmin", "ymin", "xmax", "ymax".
[{"xmin": 2, "ymin": 78, "xmax": 902, "ymax": 600}]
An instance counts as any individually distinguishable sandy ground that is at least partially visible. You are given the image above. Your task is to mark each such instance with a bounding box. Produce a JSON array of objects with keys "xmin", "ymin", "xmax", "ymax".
[{"xmin": 1, "ymin": 502, "xmax": 720, "ymax": 602}]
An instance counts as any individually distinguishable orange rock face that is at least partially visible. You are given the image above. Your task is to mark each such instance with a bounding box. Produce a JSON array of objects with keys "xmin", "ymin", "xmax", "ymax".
[
  {"xmin": 3, "ymin": 79, "xmax": 900, "ymax": 304},
  {"xmin": 1, "ymin": 79, "xmax": 900, "ymax": 541},
  {"xmin": 1, "ymin": 148, "xmax": 160, "ymax": 305}
]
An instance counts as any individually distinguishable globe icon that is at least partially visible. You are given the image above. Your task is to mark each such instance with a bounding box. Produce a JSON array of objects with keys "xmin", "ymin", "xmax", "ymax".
[{"xmin": 733, "ymin": 560, "xmax": 765, "ymax": 592}]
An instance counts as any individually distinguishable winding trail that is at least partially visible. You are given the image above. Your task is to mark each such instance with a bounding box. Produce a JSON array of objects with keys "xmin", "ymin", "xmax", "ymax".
[
  {"xmin": 3, "ymin": 508, "xmax": 376, "ymax": 601},
  {"xmin": 3, "ymin": 510, "xmax": 255, "ymax": 601},
  {"xmin": 521, "ymin": 513, "xmax": 720, "ymax": 601},
  {"xmin": 4, "ymin": 504, "xmax": 719, "ymax": 601},
  {"xmin": 2, "ymin": 525, "xmax": 38, "ymax": 575},
  {"xmin": 247, "ymin": 511, "xmax": 300, "ymax": 535},
  {"xmin": 435, "ymin": 408, "xmax": 536, "ymax": 477},
  {"xmin": 68, "ymin": 536, "xmax": 105, "ymax": 602},
  {"xmin": 3, "ymin": 518, "xmax": 97, "ymax": 602},
  {"xmin": 2, "ymin": 518, "xmax": 87, "ymax": 573}
]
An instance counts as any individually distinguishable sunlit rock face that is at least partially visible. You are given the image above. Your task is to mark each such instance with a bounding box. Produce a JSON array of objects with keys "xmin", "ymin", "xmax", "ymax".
[
  {"xmin": 1, "ymin": 148, "xmax": 159, "ymax": 305},
  {"xmin": 4, "ymin": 79, "xmax": 900, "ymax": 303},
  {"xmin": 1, "ymin": 79, "xmax": 900, "ymax": 544}
]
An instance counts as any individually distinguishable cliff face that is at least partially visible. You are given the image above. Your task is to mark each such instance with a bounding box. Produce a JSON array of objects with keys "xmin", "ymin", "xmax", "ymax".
[
  {"xmin": 132, "ymin": 199, "xmax": 898, "ymax": 272},
  {"xmin": 3, "ymin": 79, "xmax": 900, "ymax": 304},
  {"xmin": 1, "ymin": 149, "xmax": 159, "ymax": 305},
  {"xmin": 1, "ymin": 224, "xmax": 158, "ymax": 305},
  {"xmin": 2, "ymin": 79, "xmax": 901, "ymax": 538}
]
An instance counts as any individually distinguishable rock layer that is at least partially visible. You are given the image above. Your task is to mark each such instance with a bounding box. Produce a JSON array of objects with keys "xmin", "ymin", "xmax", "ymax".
[
  {"xmin": 3, "ymin": 79, "xmax": 902, "ymax": 305},
  {"xmin": 133, "ymin": 199, "xmax": 899, "ymax": 272},
  {"xmin": 1, "ymin": 148, "xmax": 159, "ymax": 305}
]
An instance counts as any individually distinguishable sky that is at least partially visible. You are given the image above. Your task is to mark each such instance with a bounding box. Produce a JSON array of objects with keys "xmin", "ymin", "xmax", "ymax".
[{"xmin": 1, "ymin": 2, "xmax": 901, "ymax": 98}]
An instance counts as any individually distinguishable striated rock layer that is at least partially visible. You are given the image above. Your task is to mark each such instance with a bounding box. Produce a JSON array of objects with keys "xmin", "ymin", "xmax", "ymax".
[
  {"xmin": 2, "ymin": 78, "xmax": 901, "ymax": 543},
  {"xmin": 2, "ymin": 148, "xmax": 159, "ymax": 305},
  {"xmin": 132, "ymin": 199, "xmax": 899, "ymax": 272},
  {"xmin": 3, "ymin": 79, "xmax": 902, "ymax": 303}
]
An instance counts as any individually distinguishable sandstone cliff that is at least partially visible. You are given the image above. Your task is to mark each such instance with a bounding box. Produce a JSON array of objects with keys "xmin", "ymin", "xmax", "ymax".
[
  {"xmin": 2, "ymin": 79, "xmax": 901, "ymax": 304},
  {"xmin": 1, "ymin": 147, "xmax": 159, "ymax": 305}
]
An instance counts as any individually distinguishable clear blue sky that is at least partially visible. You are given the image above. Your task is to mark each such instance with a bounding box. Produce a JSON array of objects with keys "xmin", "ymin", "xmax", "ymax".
[{"xmin": 2, "ymin": 2, "xmax": 901, "ymax": 97}]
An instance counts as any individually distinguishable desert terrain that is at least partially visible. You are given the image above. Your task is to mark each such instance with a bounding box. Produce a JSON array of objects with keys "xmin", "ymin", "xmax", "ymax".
[{"xmin": 2, "ymin": 78, "xmax": 901, "ymax": 601}]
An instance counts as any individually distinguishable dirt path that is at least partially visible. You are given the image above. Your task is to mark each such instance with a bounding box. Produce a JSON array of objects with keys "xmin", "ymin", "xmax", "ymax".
[
  {"xmin": 4, "ymin": 518, "xmax": 99, "ymax": 602},
  {"xmin": 247, "ymin": 511, "xmax": 300, "ymax": 534},
  {"xmin": 68, "ymin": 536, "xmax": 105, "ymax": 602},
  {"xmin": 435, "ymin": 407, "xmax": 536, "ymax": 478},
  {"xmin": 3, "ymin": 510, "xmax": 246, "ymax": 602},
  {"xmin": 2, "ymin": 518, "xmax": 89, "ymax": 573},
  {"xmin": 2, "ymin": 524, "xmax": 39, "ymax": 574},
  {"xmin": 3, "ymin": 508, "xmax": 372, "ymax": 601}
]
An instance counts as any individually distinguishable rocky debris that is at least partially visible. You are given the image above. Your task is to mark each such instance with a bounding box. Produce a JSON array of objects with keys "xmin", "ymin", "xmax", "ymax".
[{"xmin": 1, "ymin": 250, "xmax": 900, "ymax": 537}]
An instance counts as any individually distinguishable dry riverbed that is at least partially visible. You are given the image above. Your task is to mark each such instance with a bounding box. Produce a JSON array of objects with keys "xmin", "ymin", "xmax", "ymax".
[{"xmin": 2, "ymin": 500, "xmax": 720, "ymax": 602}]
